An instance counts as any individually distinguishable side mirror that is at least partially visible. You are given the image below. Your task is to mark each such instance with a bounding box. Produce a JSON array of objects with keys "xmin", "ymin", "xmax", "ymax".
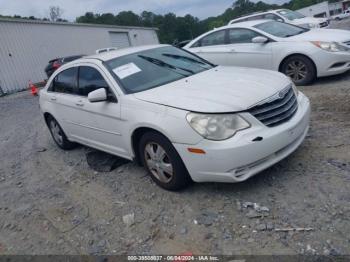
[
  {"xmin": 252, "ymin": 36, "xmax": 269, "ymax": 44},
  {"xmin": 277, "ymin": 18, "xmax": 284, "ymax": 22},
  {"xmin": 88, "ymin": 88, "xmax": 107, "ymax": 102}
]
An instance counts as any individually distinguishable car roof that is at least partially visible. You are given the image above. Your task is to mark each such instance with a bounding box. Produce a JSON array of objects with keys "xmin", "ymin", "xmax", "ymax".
[
  {"xmin": 83, "ymin": 44, "xmax": 170, "ymax": 62},
  {"xmin": 184, "ymin": 20, "xmax": 271, "ymax": 48},
  {"xmin": 210, "ymin": 19, "xmax": 271, "ymax": 31},
  {"xmin": 228, "ymin": 19, "xmax": 271, "ymax": 28},
  {"xmin": 229, "ymin": 9, "xmax": 285, "ymax": 23}
]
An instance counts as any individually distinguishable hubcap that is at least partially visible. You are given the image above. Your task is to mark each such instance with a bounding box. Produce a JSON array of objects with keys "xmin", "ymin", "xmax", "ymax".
[
  {"xmin": 286, "ymin": 60, "xmax": 308, "ymax": 82},
  {"xmin": 144, "ymin": 142, "xmax": 173, "ymax": 183},
  {"xmin": 50, "ymin": 120, "xmax": 63, "ymax": 145}
]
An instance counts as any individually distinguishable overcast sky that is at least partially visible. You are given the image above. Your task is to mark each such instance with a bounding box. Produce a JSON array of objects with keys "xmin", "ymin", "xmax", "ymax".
[{"xmin": 0, "ymin": 0, "xmax": 289, "ymax": 21}]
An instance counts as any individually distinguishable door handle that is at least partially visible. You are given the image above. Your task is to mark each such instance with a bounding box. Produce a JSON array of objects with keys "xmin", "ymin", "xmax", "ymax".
[
  {"xmin": 230, "ymin": 49, "xmax": 236, "ymax": 52},
  {"xmin": 50, "ymin": 97, "xmax": 57, "ymax": 101},
  {"xmin": 76, "ymin": 100, "xmax": 84, "ymax": 107}
]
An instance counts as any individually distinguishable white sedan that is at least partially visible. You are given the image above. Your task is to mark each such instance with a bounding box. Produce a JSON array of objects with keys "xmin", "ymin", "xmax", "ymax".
[
  {"xmin": 229, "ymin": 9, "xmax": 329, "ymax": 29},
  {"xmin": 185, "ymin": 20, "xmax": 350, "ymax": 85},
  {"xmin": 332, "ymin": 9, "xmax": 350, "ymax": 20},
  {"xmin": 40, "ymin": 45, "xmax": 310, "ymax": 190}
]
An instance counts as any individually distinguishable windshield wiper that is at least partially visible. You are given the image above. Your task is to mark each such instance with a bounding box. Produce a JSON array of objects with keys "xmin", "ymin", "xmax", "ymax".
[
  {"xmin": 162, "ymin": 53, "xmax": 208, "ymax": 67},
  {"xmin": 138, "ymin": 55, "xmax": 195, "ymax": 75}
]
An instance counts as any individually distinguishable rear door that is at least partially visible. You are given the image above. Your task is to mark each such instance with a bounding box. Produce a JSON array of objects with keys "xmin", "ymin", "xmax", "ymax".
[
  {"xmin": 46, "ymin": 67, "xmax": 79, "ymax": 137},
  {"xmin": 188, "ymin": 29, "xmax": 229, "ymax": 65},
  {"xmin": 225, "ymin": 28, "xmax": 273, "ymax": 70}
]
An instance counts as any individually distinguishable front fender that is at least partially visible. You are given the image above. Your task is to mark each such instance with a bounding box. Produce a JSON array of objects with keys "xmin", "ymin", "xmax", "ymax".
[
  {"xmin": 272, "ymin": 42, "xmax": 319, "ymax": 72},
  {"xmin": 124, "ymin": 98, "xmax": 204, "ymax": 157}
]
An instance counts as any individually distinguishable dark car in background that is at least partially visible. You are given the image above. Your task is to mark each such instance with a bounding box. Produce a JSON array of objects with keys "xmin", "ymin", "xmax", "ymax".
[{"xmin": 44, "ymin": 55, "xmax": 85, "ymax": 78}]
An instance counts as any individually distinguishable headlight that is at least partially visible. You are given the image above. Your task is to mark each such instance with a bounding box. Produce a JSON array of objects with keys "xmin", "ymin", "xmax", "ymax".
[
  {"xmin": 311, "ymin": 41, "xmax": 349, "ymax": 52},
  {"xmin": 308, "ymin": 23, "xmax": 320, "ymax": 28},
  {"xmin": 186, "ymin": 113, "xmax": 250, "ymax": 141},
  {"xmin": 301, "ymin": 23, "xmax": 318, "ymax": 29}
]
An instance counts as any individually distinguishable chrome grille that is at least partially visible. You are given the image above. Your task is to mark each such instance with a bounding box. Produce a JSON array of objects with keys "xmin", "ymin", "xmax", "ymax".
[{"xmin": 248, "ymin": 87, "xmax": 298, "ymax": 127}]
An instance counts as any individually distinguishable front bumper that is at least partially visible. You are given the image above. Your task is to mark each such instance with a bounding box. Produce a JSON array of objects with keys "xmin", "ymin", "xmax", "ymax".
[
  {"xmin": 314, "ymin": 50, "xmax": 350, "ymax": 77},
  {"xmin": 173, "ymin": 92, "xmax": 310, "ymax": 183}
]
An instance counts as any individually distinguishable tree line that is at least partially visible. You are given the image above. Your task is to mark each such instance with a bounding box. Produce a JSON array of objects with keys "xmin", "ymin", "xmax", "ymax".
[{"xmin": 1, "ymin": 0, "xmax": 340, "ymax": 44}]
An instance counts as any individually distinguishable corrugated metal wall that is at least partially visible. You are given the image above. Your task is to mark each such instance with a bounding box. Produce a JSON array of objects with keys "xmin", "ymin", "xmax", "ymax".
[
  {"xmin": 109, "ymin": 32, "xmax": 131, "ymax": 48},
  {"xmin": 0, "ymin": 20, "xmax": 159, "ymax": 93}
]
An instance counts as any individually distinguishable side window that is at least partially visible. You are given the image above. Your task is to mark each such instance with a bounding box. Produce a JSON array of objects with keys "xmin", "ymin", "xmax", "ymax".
[
  {"xmin": 228, "ymin": 29, "xmax": 260, "ymax": 44},
  {"xmin": 78, "ymin": 66, "xmax": 110, "ymax": 97},
  {"xmin": 198, "ymin": 30, "xmax": 226, "ymax": 47},
  {"xmin": 191, "ymin": 41, "xmax": 201, "ymax": 48},
  {"xmin": 49, "ymin": 67, "xmax": 77, "ymax": 94}
]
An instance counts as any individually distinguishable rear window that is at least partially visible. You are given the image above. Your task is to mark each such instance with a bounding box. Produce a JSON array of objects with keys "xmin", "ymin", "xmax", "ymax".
[
  {"xmin": 277, "ymin": 9, "xmax": 305, "ymax": 20},
  {"xmin": 49, "ymin": 67, "xmax": 77, "ymax": 94}
]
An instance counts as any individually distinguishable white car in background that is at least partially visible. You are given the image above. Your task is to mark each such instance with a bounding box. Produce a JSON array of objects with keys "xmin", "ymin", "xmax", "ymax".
[
  {"xmin": 332, "ymin": 9, "xmax": 350, "ymax": 20},
  {"xmin": 185, "ymin": 20, "xmax": 350, "ymax": 85},
  {"xmin": 39, "ymin": 45, "xmax": 310, "ymax": 190},
  {"xmin": 229, "ymin": 9, "xmax": 329, "ymax": 29}
]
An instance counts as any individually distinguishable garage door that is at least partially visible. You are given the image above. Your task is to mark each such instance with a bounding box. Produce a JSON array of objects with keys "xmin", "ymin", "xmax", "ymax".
[{"xmin": 109, "ymin": 32, "xmax": 131, "ymax": 49}]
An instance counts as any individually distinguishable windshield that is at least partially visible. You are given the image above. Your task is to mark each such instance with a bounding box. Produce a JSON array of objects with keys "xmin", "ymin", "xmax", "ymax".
[
  {"xmin": 254, "ymin": 21, "xmax": 309, "ymax": 38},
  {"xmin": 277, "ymin": 9, "xmax": 305, "ymax": 20},
  {"xmin": 105, "ymin": 46, "xmax": 213, "ymax": 94}
]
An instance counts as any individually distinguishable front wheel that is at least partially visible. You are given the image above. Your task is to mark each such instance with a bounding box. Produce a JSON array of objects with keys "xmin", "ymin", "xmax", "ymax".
[
  {"xmin": 139, "ymin": 132, "xmax": 192, "ymax": 191},
  {"xmin": 281, "ymin": 55, "xmax": 316, "ymax": 86},
  {"xmin": 47, "ymin": 116, "xmax": 77, "ymax": 150}
]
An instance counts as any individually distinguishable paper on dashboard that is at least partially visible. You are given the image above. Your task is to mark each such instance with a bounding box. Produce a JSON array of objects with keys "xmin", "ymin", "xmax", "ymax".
[{"xmin": 113, "ymin": 63, "xmax": 142, "ymax": 79}]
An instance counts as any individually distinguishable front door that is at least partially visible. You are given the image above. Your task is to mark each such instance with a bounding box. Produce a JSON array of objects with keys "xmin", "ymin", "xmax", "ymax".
[
  {"xmin": 225, "ymin": 28, "xmax": 273, "ymax": 70},
  {"xmin": 188, "ymin": 29, "xmax": 229, "ymax": 65},
  {"xmin": 70, "ymin": 65, "xmax": 129, "ymax": 158}
]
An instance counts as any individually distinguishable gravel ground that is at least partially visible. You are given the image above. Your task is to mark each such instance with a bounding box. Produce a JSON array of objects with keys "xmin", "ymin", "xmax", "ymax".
[
  {"xmin": 329, "ymin": 18, "xmax": 350, "ymax": 30},
  {"xmin": 0, "ymin": 21, "xmax": 350, "ymax": 256}
]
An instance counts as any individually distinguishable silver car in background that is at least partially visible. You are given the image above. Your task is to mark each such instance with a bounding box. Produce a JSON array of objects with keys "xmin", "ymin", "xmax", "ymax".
[{"xmin": 185, "ymin": 20, "xmax": 350, "ymax": 85}]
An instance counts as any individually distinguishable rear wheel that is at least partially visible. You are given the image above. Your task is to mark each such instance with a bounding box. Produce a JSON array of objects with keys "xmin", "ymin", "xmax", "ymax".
[
  {"xmin": 47, "ymin": 116, "xmax": 76, "ymax": 150},
  {"xmin": 281, "ymin": 55, "xmax": 316, "ymax": 86},
  {"xmin": 139, "ymin": 132, "xmax": 191, "ymax": 191}
]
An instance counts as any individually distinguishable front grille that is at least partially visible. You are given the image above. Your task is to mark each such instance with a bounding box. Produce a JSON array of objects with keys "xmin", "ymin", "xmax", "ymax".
[
  {"xmin": 320, "ymin": 21, "xmax": 329, "ymax": 28},
  {"xmin": 248, "ymin": 86, "xmax": 298, "ymax": 127},
  {"xmin": 343, "ymin": 40, "xmax": 350, "ymax": 46}
]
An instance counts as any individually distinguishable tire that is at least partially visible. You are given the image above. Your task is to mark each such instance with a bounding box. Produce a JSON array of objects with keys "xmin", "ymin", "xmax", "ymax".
[
  {"xmin": 281, "ymin": 55, "xmax": 316, "ymax": 86},
  {"xmin": 139, "ymin": 132, "xmax": 192, "ymax": 191},
  {"xmin": 46, "ymin": 116, "xmax": 77, "ymax": 150}
]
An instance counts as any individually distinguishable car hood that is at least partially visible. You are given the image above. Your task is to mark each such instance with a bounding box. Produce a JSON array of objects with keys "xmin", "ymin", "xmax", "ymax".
[
  {"xmin": 285, "ymin": 29, "xmax": 350, "ymax": 42},
  {"xmin": 292, "ymin": 17, "xmax": 327, "ymax": 25},
  {"xmin": 133, "ymin": 66, "xmax": 291, "ymax": 113}
]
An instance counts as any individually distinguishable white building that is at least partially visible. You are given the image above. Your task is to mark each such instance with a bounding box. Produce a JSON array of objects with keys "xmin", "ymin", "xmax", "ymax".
[
  {"xmin": 297, "ymin": 1, "xmax": 344, "ymax": 18},
  {"xmin": 0, "ymin": 18, "xmax": 159, "ymax": 94}
]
